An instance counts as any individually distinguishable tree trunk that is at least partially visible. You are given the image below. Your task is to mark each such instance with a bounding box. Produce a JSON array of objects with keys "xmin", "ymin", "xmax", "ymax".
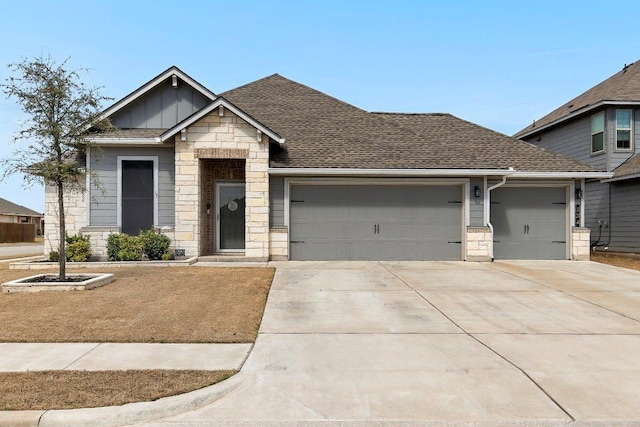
[{"xmin": 57, "ymin": 181, "xmax": 66, "ymax": 281}]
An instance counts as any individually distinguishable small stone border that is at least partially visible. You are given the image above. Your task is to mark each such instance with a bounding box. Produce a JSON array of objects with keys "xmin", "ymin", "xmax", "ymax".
[
  {"xmin": 10, "ymin": 257, "xmax": 199, "ymax": 270},
  {"xmin": 2, "ymin": 273, "xmax": 114, "ymax": 293}
]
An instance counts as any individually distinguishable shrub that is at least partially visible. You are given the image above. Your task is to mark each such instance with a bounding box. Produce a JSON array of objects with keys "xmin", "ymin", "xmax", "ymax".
[
  {"xmin": 65, "ymin": 233, "xmax": 91, "ymax": 262},
  {"xmin": 107, "ymin": 233, "xmax": 144, "ymax": 261},
  {"xmin": 140, "ymin": 228, "xmax": 171, "ymax": 261},
  {"xmin": 48, "ymin": 251, "xmax": 59, "ymax": 262}
]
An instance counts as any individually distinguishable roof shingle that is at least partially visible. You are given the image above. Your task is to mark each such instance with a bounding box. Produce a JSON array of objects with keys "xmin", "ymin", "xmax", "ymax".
[
  {"xmin": 222, "ymin": 74, "xmax": 598, "ymax": 172},
  {"xmin": 0, "ymin": 198, "xmax": 42, "ymax": 217},
  {"xmin": 514, "ymin": 60, "xmax": 640, "ymax": 138}
]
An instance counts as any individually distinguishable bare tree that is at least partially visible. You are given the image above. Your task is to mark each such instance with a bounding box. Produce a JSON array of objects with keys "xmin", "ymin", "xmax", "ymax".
[{"xmin": 1, "ymin": 56, "xmax": 110, "ymax": 280}]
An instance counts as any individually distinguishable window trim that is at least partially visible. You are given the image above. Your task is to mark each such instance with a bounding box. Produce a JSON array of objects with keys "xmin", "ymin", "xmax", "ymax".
[
  {"xmin": 590, "ymin": 111, "xmax": 605, "ymax": 155},
  {"xmin": 116, "ymin": 156, "xmax": 159, "ymax": 228},
  {"xmin": 615, "ymin": 108, "xmax": 633, "ymax": 152}
]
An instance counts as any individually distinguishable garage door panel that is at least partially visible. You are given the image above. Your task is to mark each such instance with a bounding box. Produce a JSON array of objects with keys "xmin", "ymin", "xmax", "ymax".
[
  {"xmin": 290, "ymin": 185, "xmax": 462, "ymax": 261},
  {"xmin": 492, "ymin": 187, "xmax": 567, "ymax": 260}
]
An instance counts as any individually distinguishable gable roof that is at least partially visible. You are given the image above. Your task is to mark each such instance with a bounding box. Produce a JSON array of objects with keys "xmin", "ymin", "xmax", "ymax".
[
  {"xmin": 515, "ymin": 60, "xmax": 640, "ymax": 139},
  {"xmin": 0, "ymin": 198, "xmax": 43, "ymax": 217},
  {"xmin": 97, "ymin": 66, "xmax": 216, "ymax": 124},
  {"xmin": 221, "ymin": 74, "xmax": 601, "ymax": 173}
]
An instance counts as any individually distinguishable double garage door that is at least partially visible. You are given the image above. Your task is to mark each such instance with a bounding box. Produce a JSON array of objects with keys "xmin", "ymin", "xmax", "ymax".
[
  {"xmin": 289, "ymin": 185, "xmax": 463, "ymax": 261},
  {"xmin": 288, "ymin": 184, "xmax": 568, "ymax": 261}
]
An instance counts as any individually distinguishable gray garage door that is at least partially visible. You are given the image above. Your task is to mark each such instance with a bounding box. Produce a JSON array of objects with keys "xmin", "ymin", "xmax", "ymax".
[
  {"xmin": 289, "ymin": 185, "xmax": 463, "ymax": 260},
  {"xmin": 492, "ymin": 187, "xmax": 567, "ymax": 260}
]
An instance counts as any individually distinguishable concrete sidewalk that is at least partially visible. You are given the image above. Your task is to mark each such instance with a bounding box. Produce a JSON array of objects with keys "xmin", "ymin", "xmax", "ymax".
[{"xmin": 0, "ymin": 343, "xmax": 251, "ymax": 371}]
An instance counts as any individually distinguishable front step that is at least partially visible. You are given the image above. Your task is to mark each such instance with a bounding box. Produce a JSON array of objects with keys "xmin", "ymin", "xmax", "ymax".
[{"xmin": 197, "ymin": 255, "xmax": 269, "ymax": 263}]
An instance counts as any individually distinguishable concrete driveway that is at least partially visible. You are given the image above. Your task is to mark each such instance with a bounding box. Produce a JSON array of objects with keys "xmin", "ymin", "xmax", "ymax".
[{"xmin": 148, "ymin": 261, "xmax": 640, "ymax": 426}]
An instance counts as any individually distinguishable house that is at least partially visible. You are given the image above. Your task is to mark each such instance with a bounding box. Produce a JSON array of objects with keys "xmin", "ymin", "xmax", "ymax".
[
  {"xmin": 44, "ymin": 67, "xmax": 611, "ymax": 262},
  {"xmin": 515, "ymin": 60, "xmax": 640, "ymax": 253},
  {"xmin": 0, "ymin": 197, "xmax": 44, "ymax": 235}
]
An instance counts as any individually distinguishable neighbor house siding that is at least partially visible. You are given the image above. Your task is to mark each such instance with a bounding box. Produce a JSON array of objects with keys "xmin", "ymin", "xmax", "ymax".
[
  {"xmin": 269, "ymin": 176, "xmax": 285, "ymax": 227},
  {"xmin": 469, "ymin": 177, "xmax": 484, "ymax": 226},
  {"xmin": 89, "ymin": 146, "xmax": 175, "ymax": 227},
  {"xmin": 526, "ymin": 114, "xmax": 606, "ymax": 170},
  {"xmin": 585, "ymin": 180, "xmax": 610, "ymax": 246},
  {"xmin": 111, "ymin": 80, "xmax": 210, "ymax": 129},
  {"xmin": 609, "ymin": 179, "xmax": 640, "ymax": 252}
]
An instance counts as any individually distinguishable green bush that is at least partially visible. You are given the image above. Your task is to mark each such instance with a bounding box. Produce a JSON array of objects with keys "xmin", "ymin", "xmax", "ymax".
[
  {"xmin": 140, "ymin": 228, "xmax": 171, "ymax": 260},
  {"xmin": 48, "ymin": 251, "xmax": 59, "ymax": 262},
  {"xmin": 65, "ymin": 233, "xmax": 91, "ymax": 262},
  {"xmin": 107, "ymin": 233, "xmax": 144, "ymax": 261}
]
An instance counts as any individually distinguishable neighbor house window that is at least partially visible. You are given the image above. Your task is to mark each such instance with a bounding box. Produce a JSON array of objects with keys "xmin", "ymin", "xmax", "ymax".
[
  {"xmin": 591, "ymin": 112, "xmax": 605, "ymax": 154},
  {"xmin": 616, "ymin": 109, "xmax": 633, "ymax": 150}
]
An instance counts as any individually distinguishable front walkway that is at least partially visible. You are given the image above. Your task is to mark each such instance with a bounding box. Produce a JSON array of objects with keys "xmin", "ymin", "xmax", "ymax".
[{"xmin": 144, "ymin": 260, "xmax": 640, "ymax": 426}]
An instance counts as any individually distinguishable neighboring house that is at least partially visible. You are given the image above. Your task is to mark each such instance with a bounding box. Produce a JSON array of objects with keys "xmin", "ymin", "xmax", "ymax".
[
  {"xmin": 0, "ymin": 197, "xmax": 44, "ymax": 235},
  {"xmin": 44, "ymin": 66, "xmax": 611, "ymax": 261},
  {"xmin": 515, "ymin": 60, "xmax": 640, "ymax": 253}
]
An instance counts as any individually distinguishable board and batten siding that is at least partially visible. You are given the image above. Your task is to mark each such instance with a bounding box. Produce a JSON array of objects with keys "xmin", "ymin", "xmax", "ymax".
[
  {"xmin": 525, "ymin": 114, "xmax": 607, "ymax": 170},
  {"xmin": 89, "ymin": 146, "xmax": 175, "ymax": 227},
  {"xmin": 584, "ymin": 180, "xmax": 610, "ymax": 244},
  {"xmin": 111, "ymin": 80, "xmax": 210, "ymax": 130},
  {"xmin": 609, "ymin": 180, "xmax": 640, "ymax": 252}
]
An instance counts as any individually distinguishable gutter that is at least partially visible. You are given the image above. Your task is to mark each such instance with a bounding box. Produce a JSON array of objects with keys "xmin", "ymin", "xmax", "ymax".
[
  {"xmin": 268, "ymin": 168, "xmax": 516, "ymax": 177},
  {"xmin": 602, "ymin": 172, "xmax": 640, "ymax": 183},
  {"xmin": 485, "ymin": 175, "xmax": 509, "ymax": 261}
]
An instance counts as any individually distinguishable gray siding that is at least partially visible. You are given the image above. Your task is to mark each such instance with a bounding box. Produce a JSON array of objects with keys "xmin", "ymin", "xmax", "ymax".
[
  {"xmin": 89, "ymin": 147, "xmax": 175, "ymax": 227},
  {"xmin": 609, "ymin": 180, "xmax": 640, "ymax": 252},
  {"xmin": 111, "ymin": 80, "xmax": 209, "ymax": 129},
  {"xmin": 469, "ymin": 177, "xmax": 484, "ymax": 226},
  {"xmin": 269, "ymin": 176, "xmax": 285, "ymax": 227},
  {"xmin": 585, "ymin": 180, "xmax": 610, "ymax": 245},
  {"xmin": 525, "ymin": 114, "xmax": 607, "ymax": 170}
]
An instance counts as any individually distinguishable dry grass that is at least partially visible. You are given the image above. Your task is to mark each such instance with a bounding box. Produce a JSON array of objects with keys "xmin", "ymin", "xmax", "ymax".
[
  {"xmin": 0, "ymin": 265, "xmax": 275, "ymax": 342},
  {"xmin": 591, "ymin": 251, "xmax": 640, "ymax": 272},
  {"xmin": 0, "ymin": 370, "xmax": 235, "ymax": 410}
]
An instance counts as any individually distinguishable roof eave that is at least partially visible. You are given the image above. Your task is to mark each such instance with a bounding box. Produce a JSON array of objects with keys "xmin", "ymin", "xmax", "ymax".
[
  {"xmin": 268, "ymin": 168, "xmax": 516, "ymax": 177},
  {"xmin": 85, "ymin": 137, "xmax": 164, "ymax": 145},
  {"xmin": 511, "ymin": 171, "xmax": 614, "ymax": 179},
  {"xmin": 603, "ymin": 172, "xmax": 640, "ymax": 182},
  {"xmin": 516, "ymin": 100, "xmax": 640, "ymax": 139}
]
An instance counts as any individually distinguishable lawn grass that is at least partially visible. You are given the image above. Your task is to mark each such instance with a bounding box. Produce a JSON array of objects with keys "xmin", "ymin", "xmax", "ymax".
[
  {"xmin": 0, "ymin": 263, "xmax": 273, "ymax": 410},
  {"xmin": 0, "ymin": 370, "xmax": 236, "ymax": 410},
  {"xmin": 0, "ymin": 265, "xmax": 275, "ymax": 343},
  {"xmin": 591, "ymin": 251, "xmax": 640, "ymax": 272}
]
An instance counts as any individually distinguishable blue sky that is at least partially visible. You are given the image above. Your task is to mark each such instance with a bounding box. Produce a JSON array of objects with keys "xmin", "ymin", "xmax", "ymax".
[{"xmin": 1, "ymin": 0, "xmax": 639, "ymax": 212}]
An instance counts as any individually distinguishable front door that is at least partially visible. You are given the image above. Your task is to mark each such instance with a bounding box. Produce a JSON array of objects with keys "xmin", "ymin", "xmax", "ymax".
[{"xmin": 216, "ymin": 182, "xmax": 245, "ymax": 252}]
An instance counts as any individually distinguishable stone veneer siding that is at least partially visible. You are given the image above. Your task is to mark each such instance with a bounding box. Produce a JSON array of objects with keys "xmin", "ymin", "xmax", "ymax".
[
  {"xmin": 269, "ymin": 227, "xmax": 288, "ymax": 260},
  {"xmin": 175, "ymin": 109, "xmax": 270, "ymax": 258},
  {"xmin": 465, "ymin": 226, "xmax": 492, "ymax": 261},
  {"xmin": 43, "ymin": 184, "xmax": 87, "ymax": 258},
  {"xmin": 571, "ymin": 227, "xmax": 591, "ymax": 261}
]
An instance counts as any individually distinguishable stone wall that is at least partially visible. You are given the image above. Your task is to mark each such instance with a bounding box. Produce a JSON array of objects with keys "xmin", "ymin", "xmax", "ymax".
[
  {"xmin": 175, "ymin": 108, "xmax": 270, "ymax": 258},
  {"xmin": 44, "ymin": 184, "xmax": 87, "ymax": 258},
  {"xmin": 269, "ymin": 228, "xmax": 288, "ymax": 260},
  {"xmin": 465, "ymin": 226, "xmax": 492, "ymax": 261},
  {"xmin": 571, "ymin": 227, "xmax": 591, "ymax": 261}
]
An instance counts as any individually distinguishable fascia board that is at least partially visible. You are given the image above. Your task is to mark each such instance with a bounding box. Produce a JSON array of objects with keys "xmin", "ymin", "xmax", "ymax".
[
  {"xmin": 268, "ymin": 168, "xmax": 515, "ymax": 177},
  {"xmin": 511, "ymin": 171, "xmax": 614, "ymax": 179}
]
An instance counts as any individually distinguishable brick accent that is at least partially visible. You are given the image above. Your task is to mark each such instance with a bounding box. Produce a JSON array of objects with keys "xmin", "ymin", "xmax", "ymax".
[
  {"xmin": 466, "ymin": 226, "xmax": 492, "ymax": 261},
  {"xmin": 571, "ymin": 227, "xmax": 591, "ymax": 261},
  {"xmin": 195, "ymin": 148, "xmax": 249, "ymax": 159}
]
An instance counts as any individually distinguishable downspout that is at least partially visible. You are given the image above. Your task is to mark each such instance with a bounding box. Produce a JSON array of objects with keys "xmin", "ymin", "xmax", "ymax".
[{"xmin": 485, "ymin": 174, "xmax": 509, "ymax": 261}]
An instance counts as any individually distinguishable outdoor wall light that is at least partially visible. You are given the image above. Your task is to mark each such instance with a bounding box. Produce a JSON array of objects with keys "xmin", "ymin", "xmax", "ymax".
[
  {"xmin": 474, "ymin": 186, "xmax": 481, "ymax": 198},
  {"xmin": 206, "ymin": 201, "xmax": 211, "ymax": 215},
  {"xmin": 576, "ymin": 189, "xmax": 583, "ymax": 199}
]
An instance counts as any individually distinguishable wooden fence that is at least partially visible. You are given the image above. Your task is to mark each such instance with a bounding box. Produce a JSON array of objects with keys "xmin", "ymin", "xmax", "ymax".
[{"xmin": 0, "ymin": 223, "xmax": 36, "ymax": 243}]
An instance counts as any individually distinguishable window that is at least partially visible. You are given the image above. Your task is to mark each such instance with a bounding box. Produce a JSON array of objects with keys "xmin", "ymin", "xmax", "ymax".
[
  {"xmin": 616, "ymin": 109, "xmax": 633, "ymax": 150},
  {"xmin": 591, "ymin": 112, "xmax": 605, "ymax": 154}
]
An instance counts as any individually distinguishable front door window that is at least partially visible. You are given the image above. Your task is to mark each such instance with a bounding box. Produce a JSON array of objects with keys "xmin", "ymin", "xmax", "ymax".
[{"xmin": 217, "ymin": 183, "xmax": 245, "ymax": 251}]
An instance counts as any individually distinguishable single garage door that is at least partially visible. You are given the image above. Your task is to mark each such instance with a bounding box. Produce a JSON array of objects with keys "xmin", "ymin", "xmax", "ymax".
[
  {"xmin": 492, "ymin": 187, "xmax": 567, "ymax": 260},
  {"xmin": 289, "ymin": 184, "xmax": 463, "ymax": 260}
]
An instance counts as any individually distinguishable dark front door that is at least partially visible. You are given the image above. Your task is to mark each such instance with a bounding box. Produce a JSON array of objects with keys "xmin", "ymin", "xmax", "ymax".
[
  {"xmin": 122, "ymin": 160, "xmax": 154, "ymax": 235},
  {"xmin": 217, "ymin": 183, "xmax": 245, "ymax": 251}
]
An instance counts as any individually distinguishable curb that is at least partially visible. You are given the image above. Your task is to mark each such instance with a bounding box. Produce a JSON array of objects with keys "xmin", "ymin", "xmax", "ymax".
[{"xmin": 0, "ymin": 371, "xmax": 245, "ymax": 427}]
